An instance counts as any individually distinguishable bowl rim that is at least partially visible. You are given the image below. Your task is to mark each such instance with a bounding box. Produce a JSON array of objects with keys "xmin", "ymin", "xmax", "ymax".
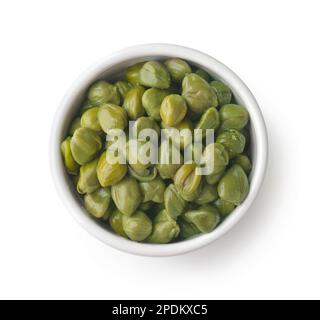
[{"xmin": 50, "ymin": 43, "xmax": 268, "ymax": 257}]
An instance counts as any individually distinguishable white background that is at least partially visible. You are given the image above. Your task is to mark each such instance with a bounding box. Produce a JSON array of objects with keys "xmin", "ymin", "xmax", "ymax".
[{"xmin": 0, "ymin": 0, "xmax": 319, "ymax": 300}]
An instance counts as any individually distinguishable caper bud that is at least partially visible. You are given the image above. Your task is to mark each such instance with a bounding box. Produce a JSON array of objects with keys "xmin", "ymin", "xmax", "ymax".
[
  {"xmin": 202, "ymin": 143, "xmax": 229, "ymax": 184},
  {"xmin": 157, "ymin": 141, "xmax": 183, "ymax": 180},
  {"xmin": 164, "ymin": 184, "xmax": 187, "ymax": 219},
  {"xmin": 142, "ymin": 88, "xmax": 170, "ymax": 121},
  {"xmin": 88, "ymin": 80, "xmax": 120, "ymax": 105},
  {"xmin": 127, "ymin": 139, "xmax": 157, "ymax": 175},
  {"xmin": 97, "ymin": 151, "xmax": 127, "ymax": 187},
  {"xmin": 210, "ymin": 80, "xmax": 232, "ymax": 107},
  {"xmin": 160, "ymin": 94, "xmax": 187, "ymax": 127},
  {"xmin": 214, "ymin": 198, "xmax": 235, "ymax": 217},
  {"xmin": 123, "ymin": 86, "xmax": 146, "ymax": 120},
  {"xmin": 139, "ymin": 61, "xmax": 171, "ymax": 89},
  {"xmin": 133, "ymin": 116, "xmax": 160, "ymax": 138},
  {"xmin": 109, "ymin": 209, "xmax": 127, "ymax": 238},
  {"xmin": 71, "ymin": 128, "xmax": 102, "ymax": 165},
  {"xmin": 217, "ymin": 164, "xmax": 249, "ymax": 205},
  {"xmin": 84, "ymin": 187, "xmax": 112, "ymax": 219},
  {"xmin": 61, "ymin": 137, "xmax": 80, "ymax": 175},
  {"xmin": 179, "ymin": 217, "xmax": 200, "ymax": 239},
  {"xmin": 164, "ymin": 58, "xmax": 192, "ymax": 82},
  {"xmin": 140, "ymin": 178, "xmax": 166, "ymax": 203},
  {"xmin": 182, "ymin": 73, "xmax": 218, "ymax": 114},
  {"xmin": 195, "ymin": 107, "xmax": 220, "ymax": 136},
  {"xmin": 98, "ymin": 103, "xmax": 128, "ymax": 134},
  {"xmin": 231, "ymin": 154, "xmax": 252, "ymax": 174},
  {"xmin": 122, "ymin": 211, "xmax": 152, "ymax": 242},
  {"xmin": 77, "ymin": 158, "xmax": 100, "ymax": 194},
  {"xmin": 183, "ymin": 205, "xmax": 220, "ymax": 233},
  {"xmin": 125, "ymin": 62, "xmax": 144, "ymax": 85},
  {"xmin": 220, "ymin": 104, "xmax": 249, "ymax": 130},
  {"xmin": 111, "ymin": 177, "xmax": 142, "ymax": 216},
  {"xmin": 146, "ymin": 220, "xmax": 180, "ymax": 244},
  {"xmin": 128, "ymin": 166, "xmax": 158, "ymax": 182},
  {"xmin": 216, "ymin": 129, "xmax": 246, "ymax": 158},
  {"xmin": 195, "ymin": 184, "xmax": 218, "ymax": 205},
  {"xmin": 174, "ymin": 163, "xmax": 202, "ymax": 202},
  {"xmin": 115, "ymin": 80, "xmax": 133, "ymax": 103},
  {"xmin": 81, "ymin": 107, "xmax": 102, "ymax": 132},
  {"xmin": 161, "ymin": 119, "xmax": 194, "ymax": 149}
]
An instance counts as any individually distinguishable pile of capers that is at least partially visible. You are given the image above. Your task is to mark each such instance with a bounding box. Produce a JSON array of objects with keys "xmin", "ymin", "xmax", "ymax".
[{"xmin": 61, "ymin": 58, "xmax": 251, "ymax": 244}]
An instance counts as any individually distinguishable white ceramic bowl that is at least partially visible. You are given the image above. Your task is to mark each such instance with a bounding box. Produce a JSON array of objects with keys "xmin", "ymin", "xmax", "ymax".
[{"xmin": 50, "ymin": 44, "xmax": 268, "ymax": 257}]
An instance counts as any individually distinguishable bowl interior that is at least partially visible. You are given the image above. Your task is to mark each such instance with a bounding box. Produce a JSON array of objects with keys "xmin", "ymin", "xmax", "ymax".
[{"xmin": 53, "ymin": 46, "xmax": 265, "ymax": 257}]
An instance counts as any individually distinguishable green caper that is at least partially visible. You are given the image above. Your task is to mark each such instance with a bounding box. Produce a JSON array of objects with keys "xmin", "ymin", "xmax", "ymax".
[
  {"xmin": 71, "ymin": 128, "xmax": 102, "ymax": 165},
  {"xmin": 122, "ymin": 211, "xmax": 152, "ymax": 241},
  {"xmin": 174, "ymin": 163, "xmax": 202, "ymax": 202},
  {"xmin": 96, "ymin": 151, "xmax": 127, "ymax": 187},
  {"xmin": 216, "ymin": 129, "xmax": 246, "ymax": 158},
  {"xmin": 160, "ymin": 94, "xmax": 187, "ymax": 127},
  {"xmin": 142, "ymin": 88, "xmax": 170, "ymax": 121},
  {"xmin": 164, "ymin": 58, "xmax": 192, "ymax": 82},
  {"xmin": 111, "ymin": 177, "xmax": 142, "ymax": 216},
  {"xmin": 139, "ymin": 61, "xmax": 171, "ymax": 89},
  {"xmin": 220, "ymin": 104, "xmax": 249, "ymax": 130},
  {"xmin": 206, "ymin": 171, "xmax": 225, "ymax": 186},
  {"xmin": 154, "ymin": 208, "xmax": 173, "ymax": 223},
  {"xmin": 195, "ymin": 107, "xmax": 220, "ymax": 136},
  {"xmin": 98, "ymin": 103, "xmax": 128, "ymax": 134},
  {"xmin": 125, "ymin": 62, "xmax": 144, "ymax": 85},
  {"xmin": 164, "ymin": 184, "xmax": 186, "ymax": 219},
  {"xmin": 88, "ymin": 80, "xmax": 120, "ymax": 105},
  {"xmin": 183, "ymin": 205, "xmax": 220, "ymax": 233},
  {"xmin": 127, "ymin": 140, "xmax": 156, "ymax": 177},
  {"xmin": 132, "ymin": 116, "xmax": 160, "ymax": 138},
  {"xmin": 140, "ymin": 178, "xmax": 166, "ymax": 203},
  {"xmin": 210, "ymin": 80, "xmax": 232, "ymax": 107},
  {"xmin": 81, "ymin": 107, "xmax": 102, "ymax": 132},
  {"xmin": 84, "ymin": 187, "xmax": 111, "ymax": 219},
  {"xmin": 202, "ymin": 143, "xmax": 229, "ymax": 185},
  {"xmin": 157, "ymin": 141, "xmax": 183, "ymax": 179},
  {"xmin": 217, "ymin": 164, "xmax": 249, "ymax": 205},
  {"xmin": 146, "ymin": 219, "xmax": 180, "ymax": 244},
  {"xmin": 214, "ymin": 198, "xmax": 235, "ymax": 217},
  {"xmin": 161, "ymin": 119, "xmax": 194, "ymax": 149},
  {"xmin": 123, "ymin": 86, "xmax": 146, "ymax": 120},
  {"xmin": 61, "ymin": 137, "xmax": 80, "ymax": 175},
  {"xmin": 195, "ymin": 184, "xmax": 218, "ymax": 205},
  {"xmin": 115, "ymin": 80, "xmax": 133, "ymax": 103},
  {"xmin": 77, "ymin": 158, "xmax": 100, "ymax": 194},
  {"xmin": 179, "ymin": 217, "xmax": 201, "ymax": 239},
  {"xmin": 128, "ymin": 166, "xmax": 158, "ymax": 182},
  {"xmin": 109, "ymin": 209, "xmax": 127, "ymax": 238},
  {"xmin": 231, "ymin": 154, "xmax": 252, "ymax": 174},
  {"xmin": 182, "ymin": 73, "xmax": 218, "ymax": 114}
]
